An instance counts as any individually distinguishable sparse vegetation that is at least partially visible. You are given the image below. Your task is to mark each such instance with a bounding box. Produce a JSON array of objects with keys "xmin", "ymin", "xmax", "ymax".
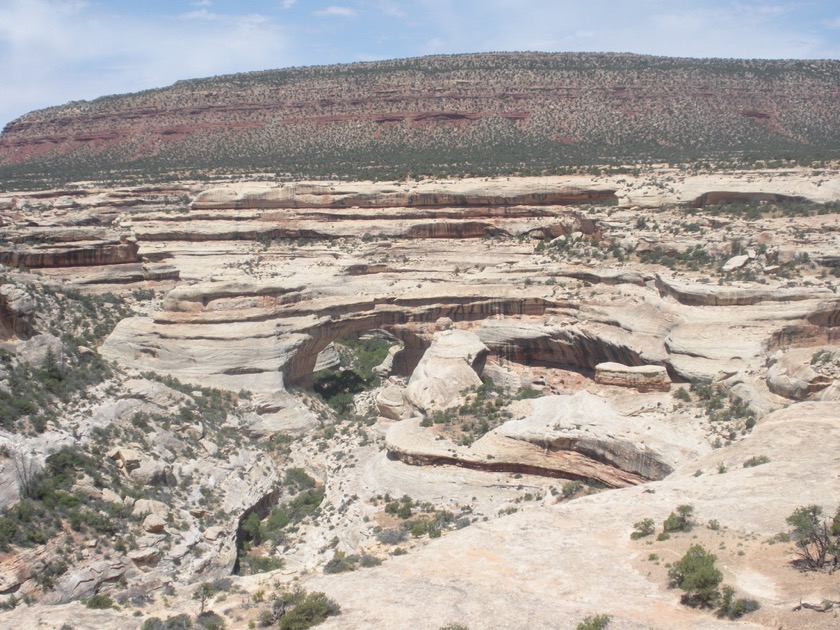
[
  {"xmin": 312, "ymin": 333, "xmax": 395, "ymax": 416},
  {"xmin": 3, "ymin": 53, "xmax": 839, "ymax": 190}
]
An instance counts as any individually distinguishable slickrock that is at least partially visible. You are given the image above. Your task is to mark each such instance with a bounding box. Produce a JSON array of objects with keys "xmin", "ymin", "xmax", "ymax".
[
  {"xmin": 387, "ymin": 391, "xmax": 708, "ymax": 486},
  {"xmin": 655, "ymin": 273, "xmax": 835, "ymax": 306},
  {"xmin": 594, "ymin": 361, "xmax": 671, "ymax": 392},
  {"xmin": 42, "ymin": 558, "xmax": 135, "ymax": 605}
]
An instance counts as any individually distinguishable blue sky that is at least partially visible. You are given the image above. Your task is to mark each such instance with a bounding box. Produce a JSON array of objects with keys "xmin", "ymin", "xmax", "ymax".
[{"xmin": 1, "ymin": 0, "xmax": 839, "ymax": 127}]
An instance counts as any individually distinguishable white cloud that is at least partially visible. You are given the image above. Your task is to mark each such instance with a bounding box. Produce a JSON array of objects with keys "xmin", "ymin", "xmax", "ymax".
[
  {"xmin": 824, "ymin": 16, "xmax": 840, "ymax": 29},
  {"xmin": 314, "ymin": 5, "xmax": 357, "ymax": 18},
  {"xmin": 191, "ymin": 0, "xmax": 213, "ymax": 6},
  {"xmin": 281, "ymin": 0, "xmax": 297, "ymax": 8},
  {"xmin": 374, "ymin": 1, "xmax": 406, "ymax": 17},
  {"xmin": 180, "ymin": 9, "xmax": 215, "ymax": 20},
  {"xmin": 0, "ymin": 0, "xmax": 295, "ymax": 126}
]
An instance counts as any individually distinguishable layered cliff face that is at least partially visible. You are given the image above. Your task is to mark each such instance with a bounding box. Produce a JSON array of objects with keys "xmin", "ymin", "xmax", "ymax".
[
  {"xmin": 2, "ymin": 53, "xmax": 840, "ymax": 188},
  {"xmin": 1, "ymin": 169, "xmax": 840, "ymax": 629}
]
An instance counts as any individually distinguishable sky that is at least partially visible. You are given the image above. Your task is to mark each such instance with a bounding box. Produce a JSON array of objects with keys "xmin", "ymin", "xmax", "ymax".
[{"xmin": 1, "ymin": 0, "xmax": 839, "ymax": 127}]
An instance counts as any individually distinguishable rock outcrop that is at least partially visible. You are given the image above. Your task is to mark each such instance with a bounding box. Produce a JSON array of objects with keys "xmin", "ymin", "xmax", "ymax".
[
  {"xmin": 0, "ymin": 232, "xmax": 139, "ymax": 268},
  {"xmin": 594, "ymin": 361, "xmax": 670, "ymax": 392},
  {"xmin": 387, "ymin": 391, "xmax": 709, "ymax": 487},
  {"xmin": 767, "ymin": 348, "xmax": 836, "ymax": 400},
  {"xmin": 404, "ymin": 329, "xmax": 488, "ymax": 413},
  {"xmin": 0, "ymin": 284, "xmax": 34, "ymax": 337}
]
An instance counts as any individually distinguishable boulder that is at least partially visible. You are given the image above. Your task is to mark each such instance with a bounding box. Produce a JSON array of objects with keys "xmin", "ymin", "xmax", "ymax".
[
  {"xmin": 405, "ymin": 329, "xmax": 488, "ymax": 413},
  {"xmin": 143, "ymin": 513, "xmax": 167, "ymax": 534},
  {"xmin": 203, "ymin": 526, "xmax": 224, "ymax": 542},
  {"xmin": 131, "ymin": 499, "xmax": 169, "ymax": 518},
  {"xmin": 108, "ymin": 447, "xmax": 143, "ymax": 475},
  {"xmin": 594, "ymin": 362, "xmax": 670, "ymax": 392},
  {"xmin": 376, "ymin": 385, "xmax": 408, "ymax": 420},
  {"xmin": 127, "ymin": 546, "xmax": 160, "ymax": 564},
  {"xmin": 721, "ymin": 254, "xmax": 749, "ymax": 272},
  {"xmin": 108, "ymin": 447, "xmax": 175, "ymax": 486},
  {"xmin": 0, "ymin": 284, "xmax": 34, "ymax": 337},
  {"xmin": 372, "ymin": 343, "xmax": 402, "ymax": 378}
]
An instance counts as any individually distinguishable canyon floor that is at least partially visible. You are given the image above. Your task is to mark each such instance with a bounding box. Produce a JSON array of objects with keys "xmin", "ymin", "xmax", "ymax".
[{"xmin": 0, "ymin": 167, "xmax": 839, "ymax": 629}]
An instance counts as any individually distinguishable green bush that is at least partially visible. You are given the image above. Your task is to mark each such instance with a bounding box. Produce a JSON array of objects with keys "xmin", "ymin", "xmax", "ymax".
[
  {"xmin": 743, "ymin": 455, "xmax": 770, "ymax": 468},
  {"xmin": 715, "ymin": 585, "xmax": 760, "ymax": 619},
  {"xmin": 323, "ymin": 551, "xmax": 356, "ymax": 574},
  {"xmin": 141, "ymin": 614, "xmax": 193, "ymax": 630},
  {"xmin": 673, "ymin": 387, "xmax": 691, "ymax": 402},
  {"xmin": 238, "ymin": 553, "xmax": 285, "ymax": 575},
  {"xmin": 284, "ymin": 468, "xmax": 316, "ymax": 492},
  {"xmin": 84, "ymin": 593, "xmax": 115, "ymax": 609},
  {"xmin": 576, "ymin": 614, "xmax": 612, "ymax": 630},
  {"xmin": 278, "ymin": 591, "xmax": 340, "ymax": 630},
  {"xmin": 631, "ymin": 518, "xmax": 655, "ymax": 540},
  {"xmin": 786, "ymin": 505, "xmax": 840, "ymax": 570},
  {"xmin": 663, "ymin": 504, "xmax": 695, "ymax": 533},
  {"xmin": 668, "ymin": 545, "xmax": 722, "ymax": 608},
  {"xmin": 195, "ymin": 611, "xmax": 225, "ymax": 629}
]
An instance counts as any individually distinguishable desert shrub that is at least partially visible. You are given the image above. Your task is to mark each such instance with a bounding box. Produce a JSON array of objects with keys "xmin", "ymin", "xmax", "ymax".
[
  {"xmin": 576, "ymin": 614, "xmax": 612, "ymax": 630},
  {"xmin": 323, "ymin": 551, "xmax": 356, "ymax": 574},
  {"xmin": 743, "ymin": 455, "xmax": 770, "ymax": 468},
  {"xmin": 561, "ymin": 480, "xmax": 583, "ymax": 499},
  {"xmin": 359, "ymin": 554, "xmax": 381, "ymax": 568},
  {"xmin": 786, "ymin": 505, "xmax": 840, "ymax": 571},
  {"xmin": 663, "ymin": 504, "xmax": 695, "ymax": 533},
  {"xmin": 715, "ymin": 585, "xmax": 760, "ymax": 619},
  {"xmin": 141, "ymin": 615, "xmax": 193, "ymax": 630},
  {"xmin": 323, "ymin": 551, "xmax": 380, "ymax": 574},
  {"xmin": 195, "ymin": 611, "xmax": 225, "ymax": 629},
  {"xmin": 238, "ymin": 553, "xmax": 284, "ymax": 575},
  {"xmin": 284, "ymin": 468, "xmax": 316, "ymax": 492},
  {"xmin": 84, "ymin": 593, "xmax": 115, "ymax": 609},
  {"xmin": 668, "ymin": 545, "xmax": 722, "ymax": 607},
  {"xmin": 375, "ymin": 527, "xmax": 407, "ymax": 545},
  {"xmin": 278, "ymin": 590, "xmax": 340, "ymax": 630},
  {"xmin": 673, "ymin": 387, "xmax": 691, "ymax": 402},
  {"xmin": 631, "ymin": 518, "xmax": 655, "ymax": 540},
  {"xmin": 385, "ymin": 495, "xmax": 414, "ymax": 520}
]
